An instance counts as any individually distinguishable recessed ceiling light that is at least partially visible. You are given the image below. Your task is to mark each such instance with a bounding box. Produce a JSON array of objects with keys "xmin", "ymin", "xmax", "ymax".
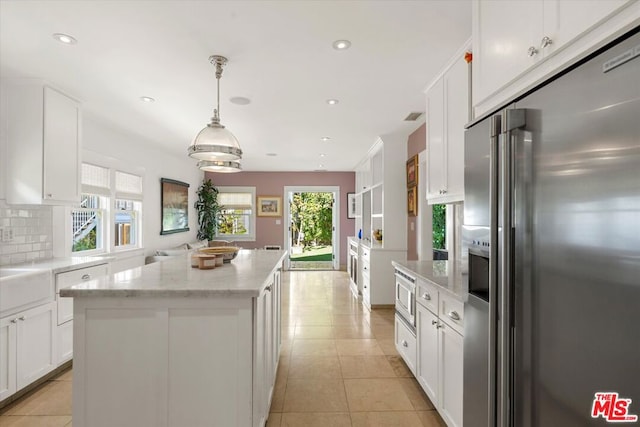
[
  {"xmin": 326, "ymin": 99, "xmax": 339, "ymax": 105},
  {"xmin": 320, "ymin": 137, "xmax": 331, "ymax": 142},
  {"xmin": 319, "ymin": 164, "xmax": 325, "ymax": 168},
  {"xmin": 332, "ymin": 40, "xmax": 351, "ymax": 50},
  {"xmin": 230, "ymin": 96, "xmax": 251, "ymax": 105},
  {"xmin": 140, "ymin": 96, "xmax": 155, "ymax": 103},
  {"xmin": 266, "ymin": 153, "xmax": 278, "ymax": 157},
  {"xmin": 52, "ymin": 33, "xmax": 77, "ymax": 45},
  {"xmin": 320, "ymin": 153, "xmax": 326, "ymax": 157}
]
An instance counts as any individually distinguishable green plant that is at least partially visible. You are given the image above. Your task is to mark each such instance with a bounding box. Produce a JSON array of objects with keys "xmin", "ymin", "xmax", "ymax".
[
  {"xmin": 432, "ymin": 204, "xmax": 446, "ymax": 250},
  {"xmin": 194, "ymin": 179, "xmax": 222, "ymax": 241}
]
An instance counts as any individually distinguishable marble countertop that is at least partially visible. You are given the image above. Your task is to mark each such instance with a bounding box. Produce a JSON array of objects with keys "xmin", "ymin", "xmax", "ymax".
[
  {"xmin": 0, "ymin": 256, "xmax": 113, "ymax": 281},
  {"xmin": 61, "ymin": 249, "xmax": 287, "ymax": 298},
  {"xmin": 391, "ymin": 260, "xmax": 468, "ymax": 301}
]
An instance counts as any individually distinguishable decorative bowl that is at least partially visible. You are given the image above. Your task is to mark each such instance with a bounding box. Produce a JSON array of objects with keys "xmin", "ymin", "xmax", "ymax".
[{"xmin": 198, "ymin": 246, "xmax": 240, "ymax": 263}]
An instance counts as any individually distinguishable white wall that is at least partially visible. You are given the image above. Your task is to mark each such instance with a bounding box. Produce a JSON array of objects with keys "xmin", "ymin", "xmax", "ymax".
[{"xmin": 82, "ymin": 115, "xmax": 203, "ymax": 256}]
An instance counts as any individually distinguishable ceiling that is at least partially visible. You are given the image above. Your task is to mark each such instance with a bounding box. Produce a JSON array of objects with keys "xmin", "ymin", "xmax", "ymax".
[{"xmin": 0, "ymin": 0, "xmax": 471, "ymax": 172}]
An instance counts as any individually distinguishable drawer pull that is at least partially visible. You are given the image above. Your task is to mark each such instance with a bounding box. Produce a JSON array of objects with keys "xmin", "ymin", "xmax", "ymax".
[
  {"xmin": 81, "ymin": 274, "xmax": 91, "ymax": 280},
  {"xmin": 401, "ymin": 340, "xmax": 408, "ymax": 348},
  {"xmin": 447, "ymin": 311, "xmax": 460, "ymax": 321},
  {"xmin": 422, "ymin": 292, "xmax": 431, "ymax": 301},
  {"xmin": 437, "ymin": 324, "xmax": 443, "ymax": 329}
]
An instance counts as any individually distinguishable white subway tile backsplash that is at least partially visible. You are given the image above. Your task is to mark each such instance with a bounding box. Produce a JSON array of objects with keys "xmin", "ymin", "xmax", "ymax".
[{"xmin": 0, "ymin": 200, "xmax": 53, "ymax": 266}]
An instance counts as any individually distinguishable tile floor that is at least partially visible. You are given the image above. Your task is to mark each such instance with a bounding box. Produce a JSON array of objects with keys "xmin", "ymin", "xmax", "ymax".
[{"xmin": 0, "ymin": 270, "xmax": 446, "ymax": 427}]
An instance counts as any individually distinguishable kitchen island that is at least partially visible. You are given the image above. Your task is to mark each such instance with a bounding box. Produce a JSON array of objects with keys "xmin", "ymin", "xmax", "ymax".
[{"xmin": 61, "ymin": 249, "xmax": 286, "ymax": 427}]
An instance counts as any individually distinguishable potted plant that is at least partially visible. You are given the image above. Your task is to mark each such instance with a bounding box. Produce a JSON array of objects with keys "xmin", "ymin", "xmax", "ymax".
[{"xmin": 194, "ymin": 179, "xmax": 222, "ymax": 242}]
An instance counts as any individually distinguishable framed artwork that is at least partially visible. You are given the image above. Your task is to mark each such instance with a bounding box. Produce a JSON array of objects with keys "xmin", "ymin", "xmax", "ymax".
[
  {"xmin": 408, "ymin": 186, "xmax": 418, "ymax": 217},
  {"xmin": 347, "ymin": 192, "xmax": 356, "ymax": 219},
  {"xmin": 160, "ymin": 178, "xmax": 190, "ymax": 235},
  {"xmin": 257, "ymin": 196, "xmax": 282, "ymax": 217},
  {"xmin": 406, "ymin": 154, "xmax": 418, "ymax": 188}
]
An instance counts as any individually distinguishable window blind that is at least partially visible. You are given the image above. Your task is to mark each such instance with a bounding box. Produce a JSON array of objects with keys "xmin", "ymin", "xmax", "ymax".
[
  {"xmin": 218, "ymin": 192, "xmax": 253, "ymax": 209},
  {"xmin": 81, "ymin": 163, "xmax": 110, "ymax": 196},
  {"xmin": 115, "ymin": 171, "xmax": 143, "ymax": 200}
]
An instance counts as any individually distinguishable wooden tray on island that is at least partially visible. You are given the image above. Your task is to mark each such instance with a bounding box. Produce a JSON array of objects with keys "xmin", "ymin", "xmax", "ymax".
[{"xmin": 198, "ymin": 246, "xmax": 240, "ymax": 263}]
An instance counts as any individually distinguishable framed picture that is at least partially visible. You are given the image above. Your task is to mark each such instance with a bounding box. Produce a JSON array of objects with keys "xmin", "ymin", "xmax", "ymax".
[
  {"xmin": 408, "ymin": 186, "xmax": 418, "ymax": 217},
  {"xmin": 160, "ymin": 178, "xmax": 190, "ymax": 235},
  {"xmin": 347, "ymin": 192, "xmax": 356, "ymax": 219},
  {"xmin": 406, "ymin": 154, "xmax": 418, "ymax": 188},
  {"xmin": 257, "ymin": 196, "xmax": 282, "ymax": 217}
]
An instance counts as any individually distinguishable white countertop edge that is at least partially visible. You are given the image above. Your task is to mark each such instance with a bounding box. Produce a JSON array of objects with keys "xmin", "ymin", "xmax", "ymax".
[{"xmin": 392, "ymin": 259, "xmax": 468, "ymax": 302}]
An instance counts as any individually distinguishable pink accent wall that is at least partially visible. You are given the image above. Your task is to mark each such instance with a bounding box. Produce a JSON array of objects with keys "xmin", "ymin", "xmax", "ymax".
[
  {"xmin": 407, "ymin": 124, "xmax": 426, "ymax": 260},
  {"xmin": 205, "ymin": 171, "xmax": 355, "ymax": 267}
]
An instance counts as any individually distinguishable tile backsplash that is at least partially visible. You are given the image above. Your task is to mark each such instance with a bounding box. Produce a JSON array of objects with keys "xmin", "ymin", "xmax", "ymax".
[{"xmin": 0, "ymin": 199, "xmax": 53, "ymax": 266}]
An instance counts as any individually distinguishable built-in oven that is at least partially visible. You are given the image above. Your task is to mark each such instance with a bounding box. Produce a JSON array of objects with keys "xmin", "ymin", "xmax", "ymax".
[{"xmin": 394, "ymin": 268, "xmax": 416, "ymax": 330}]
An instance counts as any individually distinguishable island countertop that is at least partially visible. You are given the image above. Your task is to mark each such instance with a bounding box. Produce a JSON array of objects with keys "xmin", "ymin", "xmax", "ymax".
[{"xmin": 60, "ymin": 249, "xmax": 287, "ymax": 298}]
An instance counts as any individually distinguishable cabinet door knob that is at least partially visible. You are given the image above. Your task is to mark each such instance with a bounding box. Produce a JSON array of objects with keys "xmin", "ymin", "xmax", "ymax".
[
  {"xmin": 265, "ymin": 285, "xmax": 272, "ymax": 292},
  {"xmin": 447, "ymin": 311, "xmax": 460, "ymax": 321},
  {"xmin": 431, "ymin": 320, "xmax": 438, "ymax": 326},
  {"xmin": 527, "ymin": 46, "xmax": 538, "ymax": 57},
  {"xmin": 11, "ymin": 318, "xmax": 18, "ymax": 324},
  {"xmin": 18, "ymin": 316, "xmax": 25, "ymax": 321},
  {"xmin": 46, "ymin": 193, "xmax": 53, "ymax": 199},
  {"xmin": 540, "ymin": 36, "xmax": 553, "ymax": 49},
  {"xmin": 401, "ymin": 340, "xmax": 408, "ymax": 348},
  {"xmin": 422, "ymin": 292, "xmax": 431, "ymax": 301},
  {"xmin": 81, "ymin": 274, "xmax": 91, "ymax": 280},
  {"xmin": 437, "ymin": 324, "xmax": 443, "ymax": 329}
]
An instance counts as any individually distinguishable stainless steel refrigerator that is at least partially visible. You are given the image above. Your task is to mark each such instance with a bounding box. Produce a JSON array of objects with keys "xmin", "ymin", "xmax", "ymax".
[{"xmin": 463, "ymin": 28, "xmax": 640, "ymax": 427}]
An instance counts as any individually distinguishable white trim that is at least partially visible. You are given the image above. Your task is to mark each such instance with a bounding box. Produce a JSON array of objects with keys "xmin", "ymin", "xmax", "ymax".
[{"xmin": 283, "ymin": 186, "xmax": 340, "ymax": 270}]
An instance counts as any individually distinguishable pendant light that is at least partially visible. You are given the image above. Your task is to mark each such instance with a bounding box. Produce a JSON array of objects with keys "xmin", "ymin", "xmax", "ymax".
[{"xmin": 188, "ymin": 55, "xmax": 242, "ymax": 173}]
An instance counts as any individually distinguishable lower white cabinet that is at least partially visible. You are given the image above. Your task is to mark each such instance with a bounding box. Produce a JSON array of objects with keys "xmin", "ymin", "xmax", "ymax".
[
  {"xmin": 415, "ymin": 292, "xmax": 464, "ymax": 427},
  {"xmin": 54, "ymin": 263, "xmax": 109, "ymax": 366},
  {"xmin": 0, "ymin": 302, "xmax": 57, "ymax": 402},
  {"xmin": 394, "ymin": 316, "xmax": 417, "ymax": 375}
]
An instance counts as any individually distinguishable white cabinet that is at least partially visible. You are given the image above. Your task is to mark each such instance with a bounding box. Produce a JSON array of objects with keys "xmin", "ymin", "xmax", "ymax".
[
  {"xmin": 3, "ymin": 83, "xmax": 81, "ymax": 205},
  {"xmin": 473, "ymin": 0, "xmax": 637, "ymax": 115},
  {"xmin": 414, "ymin": 282, "xmax": 464, "ymax": 427},
  {"xmin": 394, "ymin": 316, "xmax": 417, "ymax": 375},
  {"xmin": 54, "ymin": 263, "xmax": 108, "ymax": 366},
  {"xmin": 425, "ymin": 42, "xmax": 470, "ymax": 205},
  {"xmin": 0, "ymin": 302, "xmax": 57, "ymax": 402}
]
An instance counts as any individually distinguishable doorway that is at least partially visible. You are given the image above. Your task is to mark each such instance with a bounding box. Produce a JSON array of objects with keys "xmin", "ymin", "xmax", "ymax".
[{"xmin": 283, "ymin": 186, "xmax": 339, "ymax": 270}]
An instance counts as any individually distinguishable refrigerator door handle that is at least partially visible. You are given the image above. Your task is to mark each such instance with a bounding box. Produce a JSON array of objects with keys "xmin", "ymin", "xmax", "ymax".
[
  {"xmin": 488, "ymin": 113, "xmax": 501, "ymax": 427},
  {"xmin": 498, "ymin": 108, "xmax": 526, "ymax": 427}
]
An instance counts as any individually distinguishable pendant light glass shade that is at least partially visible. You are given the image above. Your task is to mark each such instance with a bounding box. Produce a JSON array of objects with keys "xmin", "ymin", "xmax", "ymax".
[
  {"xmin": 197, "ymin": 160, "xmax": 242, "ymax": 173},
  {"xmin": 188, "ymin": 121, "xmax": 242, "ymax": 161},
  {"xmin": 188, "ymin": 55, "xmax": 242, "ymax": 172}
]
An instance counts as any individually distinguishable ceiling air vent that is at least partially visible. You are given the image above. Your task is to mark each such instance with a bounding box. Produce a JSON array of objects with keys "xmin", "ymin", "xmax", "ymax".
[{"xmin": 404, "ymin": 112, "xmax": 423, "ymax": 121}]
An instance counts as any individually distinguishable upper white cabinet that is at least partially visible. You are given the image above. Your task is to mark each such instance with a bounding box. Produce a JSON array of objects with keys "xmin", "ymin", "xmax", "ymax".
[
  {"xmin": 425, "ymin": 40, "xmax": 471, "ymax": 205},
  {"xmin": 473, "ymin": 0, "xmax": 638, "ymax": 115},
  {"xmin": 3, "ymin": 82, "xmax": 81, "ymax": 205}
]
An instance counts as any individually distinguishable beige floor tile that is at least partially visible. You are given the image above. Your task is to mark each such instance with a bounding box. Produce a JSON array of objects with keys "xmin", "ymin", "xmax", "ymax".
[
  {"xmin": 339, "ymin": 356, "xmax": 396, "ymax": 378},
  {"xmin": 398, "ymin": 378, "xmax": 435, "ymax": 410},
  {"xmin": 282, "ymin": 378, "xmax": 349, "ymax": 412},
  {"xmin": 282, "ymin": 326, "xmax": 296, "ymax": 340},
  {"xmin": 343, "ymin": 378, "xmax": 414, "ymax": 412},
  {"xmin": 280, "ymin": 412, "xmax": 352, "ymax": 427},
  {"xmin": 291, "ymin": 339, "xmax": 337, "ymax": 357},
  {"xmin": 370, "ymin": 323, "xmax": 394, "ymax": 338},
  {"xmin": 333, "ymin": 325, "xmax": 373, "ymax": 339},
  {"xmin": 387, "ymin": 355, "xmax": 413, "ymax": 377},
  {"xmin": 294, "ymin": 325, "xmax": 334, "ymax": 339},
  {"xmin": 417, "ymin": 410, "xmax": 447, "ymax": 427},
  {"xmin": 0, "ymin": 415, "xmax": 72, "ymax": 427},
  {"xmin": 3, "ymin": 381, "xmax": 71, "ymax": 416},
  {"xmin": 335, "ymin": 339, "xmax": 384, "ymax": 356},
  {"xmin": 280, "ymin": 339, "xmax": 294, "ymax": 356},
  {"xmin": 294, "ymin": 314, "xmax": 333, "ymax": 326},
  {"xmin": 351, "ymin": 411, "xmax": 424, "ymax": 427},
  {"xmin": 266, "ymin": 412, "xmax": 282, "ymax": 427},
  {"xmin": 288, "ymin": 356, "xmax": 342, "ymax": 378},
  {"xmin": 332, "ymin": 314, "xmax": 369, "ymax": 326},
  {"xmin": 376, "ymin": 338, "xmax": 400, "ymax": 356},
  {"xmin": 270, "ymin": 373, "xmax": 287, "ymax": 413}
]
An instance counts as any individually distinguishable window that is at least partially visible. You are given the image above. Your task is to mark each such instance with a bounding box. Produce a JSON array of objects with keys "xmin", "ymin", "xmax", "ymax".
[
  {"xmin": 72, "ymin": 194, "xmax": 106, "ymax": 253},
  {"xmin": 72, "ymin": 164, "xmax": 110, "ymax": 254},
  {"xmin": 114, "ymin": 171, "xmax": 143, "ymax": 250},
  {"xmin": 216, "ymin": 187, "xmax": 256, "ymax": 241},
  {"xmin": 70, "ymin": 163, "xmax": 144, "ymax": 255}
]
